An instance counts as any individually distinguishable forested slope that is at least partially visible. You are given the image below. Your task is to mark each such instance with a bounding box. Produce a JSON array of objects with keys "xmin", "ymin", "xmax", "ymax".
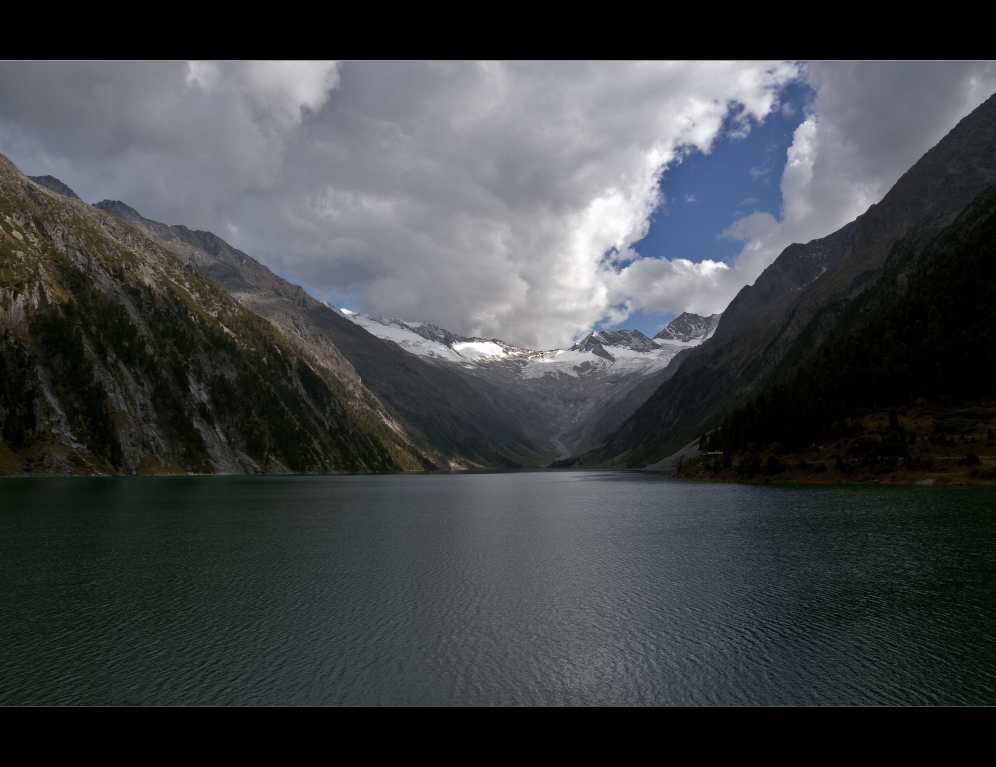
[
  {"xmin": 707, "ymin": 182, "xmax": 996, "ymax": 458},
  {"xmin": 666, "ymin": 183, "xmax": 996, "ymax": 484}
]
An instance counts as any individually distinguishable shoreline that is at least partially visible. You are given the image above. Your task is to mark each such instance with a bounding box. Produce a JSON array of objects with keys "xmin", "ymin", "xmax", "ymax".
[{"xmin": 667, "ymin": 403, "xmax": 996, "ymax": 488}]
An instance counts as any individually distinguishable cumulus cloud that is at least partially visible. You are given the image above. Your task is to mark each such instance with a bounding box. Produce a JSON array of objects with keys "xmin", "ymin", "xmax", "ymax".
[
  {"xmin": 2, "ymin": 61, "xmax": 993, "ymax": 349},
  {"xmin": 609, "ymin": 256, "xmax": 732, "ymax": 318},
  {"xmin": 215, "ymin": 61, "xmax": 800, "ymax": 347}
]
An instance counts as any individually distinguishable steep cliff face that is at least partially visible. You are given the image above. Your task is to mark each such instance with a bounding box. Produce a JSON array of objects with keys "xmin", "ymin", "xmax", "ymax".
[
  {"xmin": 590, "ymin": 92, "xmax": 996, "ymax": 467},
  {"xmin": 92, "ymin": 201, "xmax": 545, "ymax": 469},
  {"xmin": 0, "ymin": 155, "xmax": 434, "ymax": 475}
]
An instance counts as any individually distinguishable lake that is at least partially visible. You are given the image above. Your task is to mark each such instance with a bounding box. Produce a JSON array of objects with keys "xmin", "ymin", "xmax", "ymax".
[{"xmin": 1, "ymin": 472, "xmax": 994, "ymax": 705}]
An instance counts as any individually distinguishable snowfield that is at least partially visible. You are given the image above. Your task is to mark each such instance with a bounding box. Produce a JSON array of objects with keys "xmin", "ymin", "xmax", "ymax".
[
  {"xmin": 452, "ymin": 340, "xmax": 508, "ymax": 360},
  {"xmin": 334, "ymin": 306, "xmax": 716, "ymax": 380}
]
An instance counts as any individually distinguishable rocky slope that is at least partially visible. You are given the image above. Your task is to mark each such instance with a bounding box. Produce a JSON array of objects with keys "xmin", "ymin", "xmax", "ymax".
[
  {"xmin": 341, "ymin": 311, "xmax": 718, "ymax": 458},
  {"xmin": 653, "ymin": 312, "xmax": 721, "ymax": 343},
  {"xmin": 92, "ymin": 202, "xmax": 544, "ymax": 468},
  {"xmin": 587, "ymin": 91, "xmax": 996, "ymax": 467},
  {"xmin": 0, "ymin": 155, "xmax": 438, "ymax": 475}
]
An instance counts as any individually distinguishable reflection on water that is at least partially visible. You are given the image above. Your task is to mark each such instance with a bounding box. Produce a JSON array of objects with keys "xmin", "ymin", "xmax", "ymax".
[{"xmin": 1, "ymin": 472, "xmax": 995, "ymax": 705}]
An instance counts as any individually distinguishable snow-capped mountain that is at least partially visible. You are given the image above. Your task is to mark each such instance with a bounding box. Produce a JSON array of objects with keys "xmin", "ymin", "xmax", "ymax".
[
  {"xmin": 332, "ymin": 307, "xmax": 719, "ymax": 459},
  {"xmin": 335, "ymin": 309, "xmax": 708, "ymax": 378}
]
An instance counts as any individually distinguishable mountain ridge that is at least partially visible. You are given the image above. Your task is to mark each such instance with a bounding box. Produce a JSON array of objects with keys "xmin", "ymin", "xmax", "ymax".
[
  {"xmin": 679, "ymin": 180, "xmax": 996, "ymax": 485},
  {"xmin": 92, "ymin": 200, "xmax": 546, "ymax": 468},
  {"xmin": 1, "ymin": 155, "xmax": 433, "ymax": 475},
  {"xmin": 585, "ymin": 91, "xmax": 996, "ymax": 467}
]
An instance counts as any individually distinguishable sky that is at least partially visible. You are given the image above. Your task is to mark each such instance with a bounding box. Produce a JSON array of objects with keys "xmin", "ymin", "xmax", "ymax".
[
  {"xmin": 617, "ymin": 79, "xmax": 813, "ymax": 336},
  {"xmin": 1, "ymin": 61, "xmax": 995, "ymax": 349}
]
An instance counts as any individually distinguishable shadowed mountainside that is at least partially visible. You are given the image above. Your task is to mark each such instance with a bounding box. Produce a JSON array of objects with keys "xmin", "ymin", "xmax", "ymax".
[
  {"xmin": 684, "ymin": 182, "xmax": 996, "ymax": 484},
  {"xmin": 586, "ymin": 92, "xmax": 996, "ymax": 467}
]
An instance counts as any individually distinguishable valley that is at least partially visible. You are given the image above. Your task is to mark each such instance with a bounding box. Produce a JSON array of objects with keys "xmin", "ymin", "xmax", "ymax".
[
  {"xmin": 340, "ymin": 310, "xmax": 719, "ymax": 457},
  {"xmin": 10, "ymin": 61, "xmax": 996, "ymax": 711}
]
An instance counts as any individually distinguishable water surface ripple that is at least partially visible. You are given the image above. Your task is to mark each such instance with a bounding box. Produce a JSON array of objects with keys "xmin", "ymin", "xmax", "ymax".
[{"xmin": 1, "ymin": 472, "xmax": 995, "ymax": 705}]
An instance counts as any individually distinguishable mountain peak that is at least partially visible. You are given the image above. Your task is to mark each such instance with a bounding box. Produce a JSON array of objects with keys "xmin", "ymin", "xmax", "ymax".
[
  {"xmin": 568, "ymin": 329, "xmax": 655, "ymax": 359},
  {"xmin": 94, "ymin": 199, "xmax": 143, "ymax": 219},
  {"xmin": 653, "ymin": 312, "xmax": 721, "ymax": 343},
  {"xmin": 29, "ymin": 175, "xmax": 81, "ymax": 201}
]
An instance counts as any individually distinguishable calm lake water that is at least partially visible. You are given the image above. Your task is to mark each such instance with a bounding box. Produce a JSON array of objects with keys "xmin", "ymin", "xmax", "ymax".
[{"xmin": 1, "ymin": 472, "xmax": 995, "ymax": 705}]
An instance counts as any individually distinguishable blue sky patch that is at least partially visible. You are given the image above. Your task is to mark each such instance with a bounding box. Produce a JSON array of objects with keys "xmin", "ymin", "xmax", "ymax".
[{"xmin": 606, "ymin": 80, "xmax": 813, "ymax": 338}]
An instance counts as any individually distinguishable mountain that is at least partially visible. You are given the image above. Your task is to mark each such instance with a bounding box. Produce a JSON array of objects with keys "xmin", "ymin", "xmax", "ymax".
[
  {"xmin": 0, "ymin": 154, "xmax": 432, "ymax": 475},
  {"xmin": 653, "ymin": 312, "xmax": 721, "ymax": 343},
  {"xmin": 340, "ymin": 311, "xmax": 718, "ymax": 458},
  {"xmin": 587, "ymin": 92, "xmax": 996, "ymax": 467},
  {"xmin": 92, "ymin": 202, "xmax": 545, "ymax": 469},
  {"xmin": 27, "ymin": 175, "xmax": 81, "ymax": 201},
  {"xmin": 685, "ymin": 181, "xmax": 996, "ymax": 483}
]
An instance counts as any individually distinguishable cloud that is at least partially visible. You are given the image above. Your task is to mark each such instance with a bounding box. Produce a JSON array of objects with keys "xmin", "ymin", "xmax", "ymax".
[
  {"xmin": 199, "ymin": 61, "xmax": 800, "ymax": 348},
  {"xmin": 220, "ymin": 61, "xmax": 340, "ymax": 130},
  {"xmin": 0, "ymin": 61, "xmax": 340, "ymax": 231},
  {"xmin": 184, "ymin": 61, "xmax": 221, "ymax": 91},
  {"xmin": 3, "ymin": 62, "xmax": 992, "ymax": 349},
  {"xmin": 0, "ymin": 61, "xmax": 800, "ymax": 347},
  {"xmin": 183, "ymin": 61, "xmax": 341, "ymax": 127},
  {"xmin": 720, "ymin": 61, "xmax": 996, "ymax": 292},
  {"xmin": 608, "ymin": 255, "xmax": 733, "ymax": 319}
]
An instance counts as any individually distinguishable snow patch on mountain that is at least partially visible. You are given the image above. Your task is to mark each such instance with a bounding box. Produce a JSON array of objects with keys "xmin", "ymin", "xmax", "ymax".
[
  {"xmin": 453, "ymin": 340, "xmax": 509, "ymax": 359},
  {"xmin": 332, "ymin": 305, "xmax": 719, "ymax": 379}
]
